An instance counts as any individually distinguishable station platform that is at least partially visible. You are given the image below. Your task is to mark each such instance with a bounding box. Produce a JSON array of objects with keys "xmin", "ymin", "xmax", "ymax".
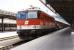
[
  {"xmin": 11, "ymin": 27, "xmax": 74, "ymax": 50},
  {"xmin": 0, "ymin": 31, "xmax": 17, "ymax": 38}
]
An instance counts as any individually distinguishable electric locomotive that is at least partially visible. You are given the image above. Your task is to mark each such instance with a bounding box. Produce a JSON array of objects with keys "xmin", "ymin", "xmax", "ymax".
[{"xmin": 16, "ymin": 9, "xmax": 57, "ymax": 39}]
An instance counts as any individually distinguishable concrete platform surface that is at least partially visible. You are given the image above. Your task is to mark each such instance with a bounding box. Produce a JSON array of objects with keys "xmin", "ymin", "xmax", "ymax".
[{"xmin": 11, "ymin": 27, "xmax": 74, "ymax": 50}]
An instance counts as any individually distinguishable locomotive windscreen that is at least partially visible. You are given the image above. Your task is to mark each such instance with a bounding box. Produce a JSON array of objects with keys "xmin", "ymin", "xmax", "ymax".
[
  {"xmin": 27, "ymin": 11, "xmax": 38, "ymax": 19},
  {"xmin": 16, "ymin": 11, "xmax": 27, "ymax": 19}
]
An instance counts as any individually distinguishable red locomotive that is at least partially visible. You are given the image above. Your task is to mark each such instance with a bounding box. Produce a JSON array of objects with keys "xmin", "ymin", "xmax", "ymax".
[{"xmin": 16, "ymin": 9, "xmax": 57, "ymax": 39}]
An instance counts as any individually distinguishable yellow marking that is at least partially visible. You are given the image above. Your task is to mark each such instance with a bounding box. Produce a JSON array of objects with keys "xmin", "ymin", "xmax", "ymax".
[{"xmin": 25, "ymin": 20, "xmax": 29, "ymax": 25}]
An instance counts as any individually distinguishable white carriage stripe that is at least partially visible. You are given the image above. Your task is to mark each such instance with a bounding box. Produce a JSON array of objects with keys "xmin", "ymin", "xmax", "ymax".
[{"xmin": 17, "ymin": 25, "xmax": 41, "ymax": 30}]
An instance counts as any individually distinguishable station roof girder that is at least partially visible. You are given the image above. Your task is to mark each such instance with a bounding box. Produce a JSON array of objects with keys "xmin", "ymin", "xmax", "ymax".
[{"xmin": 46, "ymin": 0, "xmax": 74, "ymax": 24}]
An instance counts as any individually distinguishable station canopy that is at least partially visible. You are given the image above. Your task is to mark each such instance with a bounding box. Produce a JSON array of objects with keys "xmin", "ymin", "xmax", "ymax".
[
  {"xmin": 0, "ymin": 9, "xmax": 16, "ymax": 19},
  {"xmin": 46, "ymin": 0, "xmax": 73, "ymax": 25}
]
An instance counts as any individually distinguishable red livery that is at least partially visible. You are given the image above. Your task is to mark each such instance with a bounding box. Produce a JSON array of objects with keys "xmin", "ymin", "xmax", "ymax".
[{"xmin": 16, "ymin": 10, "xmax": 57, "ymax": 40}]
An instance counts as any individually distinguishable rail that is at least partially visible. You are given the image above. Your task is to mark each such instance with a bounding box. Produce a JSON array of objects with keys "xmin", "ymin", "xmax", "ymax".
[{"xmin": 0, "ymin": 35, "xmax": 22, "ymax": 50}]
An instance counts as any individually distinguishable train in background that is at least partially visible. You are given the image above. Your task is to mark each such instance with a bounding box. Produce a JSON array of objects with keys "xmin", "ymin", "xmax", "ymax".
[
  {"xmin": 0, "ymin": 18, "xmax": 16, "ymax": 31},
  {"xmin": 16, "ymin": 9, "xmax": 68, "ymax": 40}
]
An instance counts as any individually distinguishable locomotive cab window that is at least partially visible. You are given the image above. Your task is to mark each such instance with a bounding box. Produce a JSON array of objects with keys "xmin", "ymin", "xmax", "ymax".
[
  {"xmin": 16, "ymin": 11, "xmax": 27, "ymax": 19},
  {"xmin": 27, "ymin": 11, "xmax": 38, "ymax": 19}
]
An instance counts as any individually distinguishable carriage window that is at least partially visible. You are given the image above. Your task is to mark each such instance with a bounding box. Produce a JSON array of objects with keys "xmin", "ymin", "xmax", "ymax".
[
  {"xmin": 28, "ymin": 11, "xmax": 37, "ymax": 19},
  {"xmin": 16, "ymin": 11, "xmax": 27, "ymax": 19}
]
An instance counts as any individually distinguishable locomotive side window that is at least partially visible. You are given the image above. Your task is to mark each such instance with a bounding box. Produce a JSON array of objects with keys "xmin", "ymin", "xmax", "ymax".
[
  {"xmin": 27, "ymin": 11, "xmax": 38, "ymax": 19},
  {"xmin": 16, "ymin": 11, "xmax": 27, "ymax": 19}
]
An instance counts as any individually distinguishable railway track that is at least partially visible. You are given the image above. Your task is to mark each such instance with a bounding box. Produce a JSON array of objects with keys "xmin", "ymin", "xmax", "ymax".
[{"xmin": 0, "ymin": 35, "xmax": 22, "ymax": 50}]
